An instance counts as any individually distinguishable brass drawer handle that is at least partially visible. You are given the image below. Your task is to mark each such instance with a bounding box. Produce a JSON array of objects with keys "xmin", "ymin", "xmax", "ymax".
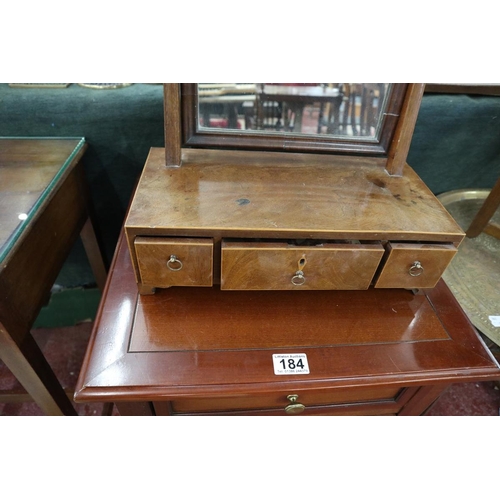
[
  {"xmin": 409, "ymin": 260, "xmax": 424, "ymax": 277},
  {"xmin": 167, "ymin": 255, "xmax": 183, "ymax": 271},
  {"xmin": 285, "ymin": 394, "xmax": 305, "ymax": 415},
  {"xmin": 291, "ymin": 270, "xmax": 306, "ymax": 286},
  {"xmin": 291, "ymin": 255, "xmax": 307, "ymax": 285}
]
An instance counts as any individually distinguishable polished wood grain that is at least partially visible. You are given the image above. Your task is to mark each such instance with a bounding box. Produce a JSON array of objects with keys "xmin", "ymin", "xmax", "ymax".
[
  {"xmin": 135, "ymin": 236, "xmax": 213, "ymax": 288},
  {"xmin": 375, "ymin": 242, "xmax": 458, "ymax": 289},
  {"xmin": 125, "ymin": 148, "xmax": 464, "ymax": 242},
  {"xmin": 74, "ymin": 231, "xmax": 500, "ymax": 415},
  {"xmin": 154, "ymin": 400, "xmax": 401, "ymax": 416},
  {"xmin": 0, "ymin": 138, "xmax": 107, "ymax": 415},
  {"xmin": 128, "ymin": 285, "xmax": 449, "ymax": 353},
  {"xmin": 220, "ymin": 241, "xmax": 384, "ymax": 290},
  {"xmin": 125, "ymin": 146, "xmax": 464, "ymax": 291},
  {"xmin": 386, "ymin": 83, "xmax": 426, "ymax": 176},
  {"xmin": 164, "ymin": 83, "xmax": 181, "ymax": 167},
  {"xmin": 1, "ymin": 148, "xmax": 87, "ymax": 341},
  {"xmin": 156, "ymin": 385, "xmax": 419, "ymax": 415},
  {"xmin": 0, "ymin": 138, "xmax": 84, "ymax": 251}
]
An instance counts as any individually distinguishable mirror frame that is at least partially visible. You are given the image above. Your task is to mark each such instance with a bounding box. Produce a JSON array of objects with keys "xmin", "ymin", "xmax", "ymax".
[
  {"xmin": 180, "ymin": 83, "xmax": 409, "ymax": 155},
  {"xmin": 164, "ymin": 83, "xmax": 425, "ymax": 176}
]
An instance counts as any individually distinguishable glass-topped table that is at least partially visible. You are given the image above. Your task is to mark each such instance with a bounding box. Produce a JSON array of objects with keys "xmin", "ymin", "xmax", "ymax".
[{"xmin": 0, "ymin": 138, "xmax": 106, "ymax": 415}]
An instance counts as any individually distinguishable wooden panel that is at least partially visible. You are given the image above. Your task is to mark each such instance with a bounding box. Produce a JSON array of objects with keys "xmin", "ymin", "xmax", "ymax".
[
  {"xmin": 0, "ymin": 163, "xmax": 88, "ymax": 339},
  {"xmin": 386, "ymin": 83, "xmax": 426, "ymax": 176},
  {"xmin": 128, "ymin": 284, "xmax": 450, "ymax": 352},
  {"xmin": 375, "ymin": 242, "xmax": 458, "ymax": 289},
  {"xmin": 125, "ymin": 148, "xmax": 465, "ymax": 244},
  {"xmin": 220, "ymin": 241, "xmax": 384, "ymax": 290},
  {"xmin": 156, "ymin": 399, "xmax": 403, "ymax": 416},
  {"xmin": 164, "ymin": 84, "xmax": 182, "ymax": 167},
  {"xmin": 170, "ymin": 385, "xmax": 403, "ymax": 413},
  {"xmin": 135, "ymin": 237, "xmax": 213, "ymax": 288}
]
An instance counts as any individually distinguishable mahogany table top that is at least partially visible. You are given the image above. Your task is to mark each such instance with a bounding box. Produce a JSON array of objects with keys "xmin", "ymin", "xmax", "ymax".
[{"xmin": 75, "ymin": 229, "xmax": 500, "ymax": 403}]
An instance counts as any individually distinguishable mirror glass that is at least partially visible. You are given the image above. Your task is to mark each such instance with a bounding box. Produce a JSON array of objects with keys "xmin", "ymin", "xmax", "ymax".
[{"xmin": 197, "ymin": 83, "xmax": 392, "ymax": 140}]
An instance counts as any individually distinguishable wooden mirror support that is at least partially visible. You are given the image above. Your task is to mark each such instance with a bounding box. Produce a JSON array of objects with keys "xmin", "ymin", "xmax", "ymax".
[{"xmin": 125, "ymin": 83, "xmax": 463, "ymax": 295}]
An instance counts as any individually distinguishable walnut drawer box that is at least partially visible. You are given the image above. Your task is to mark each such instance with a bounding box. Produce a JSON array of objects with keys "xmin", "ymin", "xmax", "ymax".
[{"xmin": 124, "ymin": 148, "xmax": 464, "ymax": 293}]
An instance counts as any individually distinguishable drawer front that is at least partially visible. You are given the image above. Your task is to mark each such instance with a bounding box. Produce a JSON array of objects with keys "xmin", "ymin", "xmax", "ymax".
[
  {"xmin": 135, "ymin": 237, "xmax": 213, "ymax": 288},
  {"xmin": 221, "ymin": 241, "xmax": 384, "ymax": 290},
  {"xmin": 375, "ymin": 242, "xmax": 457, "ymax": 289},
  {"xmin": 166, "ymin": 386, "xmax": 407, "ymax": 415}
]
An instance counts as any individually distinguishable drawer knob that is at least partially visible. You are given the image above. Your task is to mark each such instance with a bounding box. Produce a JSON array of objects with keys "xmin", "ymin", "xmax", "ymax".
[
  {"xmin": 409, "ymin": 260, "xmax": 424, "ymax": 277},
  {"xmin": 291, "ymin": 255, "xmax": 307, "ymax": 285},
  {"xmin": 291, "ymin": 270, "xmax": 306, "ymax": 286},
  {"xmin": 167, "ymin": 255, "xmax": 183, "ymax": 271},
  {"xmin": 285, "ymin": 394, "xmax": 306, "ymax": 415}
]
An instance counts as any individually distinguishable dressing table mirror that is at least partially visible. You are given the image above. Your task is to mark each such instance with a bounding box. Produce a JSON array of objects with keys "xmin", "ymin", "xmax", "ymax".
[{"xmin": 125, "ymin": 83, "xmax": 464, "ymax": 294}]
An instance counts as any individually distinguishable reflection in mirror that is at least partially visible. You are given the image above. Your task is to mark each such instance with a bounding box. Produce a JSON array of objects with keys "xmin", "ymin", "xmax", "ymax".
[{"xmin": 197, "ymin": 83, "xmax": 391, "ymax": 139}]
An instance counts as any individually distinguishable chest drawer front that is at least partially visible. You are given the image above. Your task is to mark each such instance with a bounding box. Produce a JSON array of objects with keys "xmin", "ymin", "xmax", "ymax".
[
  {"xmin": 168, "ymin": 385, "xmax": 405, "ymax": 414},
  {"xmin": 135, "ymin": 237, "xmax": 213, "ymax": 288},
  {"xmin": 374, "ymin": 242, "xmax": 457, "ymax": 289},
  {"xmin": 220, "ymin": 241, "xmax": 384, "ymax": 290}
]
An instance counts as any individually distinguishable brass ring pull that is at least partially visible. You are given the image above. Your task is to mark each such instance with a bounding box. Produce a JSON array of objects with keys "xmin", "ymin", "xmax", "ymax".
[
  {"xmin": 167, "ymin": 255, "xmax": 183, "ymax": 271},
  {"xmin": 409, "ymin": 261, "xmax": 424, "ymax": 277},
  {"xmin": 291, "ymin": 270, "xmax": 306, "ymax": 286},
  {"xmin": 285, "ymin": 394, "xmax": 305, "ymax": 415}
]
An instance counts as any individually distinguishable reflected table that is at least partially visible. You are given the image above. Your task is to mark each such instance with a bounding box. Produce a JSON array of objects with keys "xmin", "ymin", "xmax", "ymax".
[
  {"xmin": 0, "ymin": 138, "xmax": 106, "ymax": 415},
  {"xmin": 75, "ymin": 230, "xmax": 500, "ymax": 416}
]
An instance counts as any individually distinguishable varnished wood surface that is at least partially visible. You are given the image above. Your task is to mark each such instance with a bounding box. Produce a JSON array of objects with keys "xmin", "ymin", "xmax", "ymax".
[
  {"xmin": 0, "ymin": 138, "xmax": 106, "ymax": 415},
  {"xmin": 169, "ymin": 384, "xmax": 403, "ymax": 413},
  {"xmin": 220, "ymin": 241, "xmax": 384, "ymax": 290},
  {"xmin": 74, "ymin": 229, "xmax": 500, "ymax": 406},
  {"xmin": 129, "ymin": 284, "xmax": 449, "ymax": 352},
  {"xmin": 0, "ymin": 138, "xmax": 85, "ymax": 257},
  {"xmin": 386, "ymin": 83, "xmax": 426, "ymax": 176},
  {"xmin": 135, "ymin": 236, "xmax": 213, "ymax": 287},
  {"xmin": 164, "ymin": 84, "xmax": 181, "ymax": 167},
  {"xmin": 156, "ymin": 385, "xmax": 419, "ymax": 415},
  {"xmin": 125, "ymin": 148, "xmax": 464, "ymax": 243},
  {"xmin": 375, "ymin": 242, "xmax": 458, "ymax": 289},
  {"xmin": 0, "ymin": 163, "xmax": 88, "ymax": 339}
]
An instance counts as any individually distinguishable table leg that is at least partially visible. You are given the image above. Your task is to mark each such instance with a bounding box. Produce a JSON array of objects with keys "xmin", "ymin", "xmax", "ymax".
[
  {"xmin": 398, "ymin": 384, "xmax": 446, "ymax": 415},
  {"xmin": 115, "ymin": 402, "xmax": 155, "ymax": 416},
  {"xmin": 0, "ymin": 322, "xmax": 77, "ymax": 415},
  {"xmin": 80, "ymin": 216, "xmax": 107, "ymax": 293}
]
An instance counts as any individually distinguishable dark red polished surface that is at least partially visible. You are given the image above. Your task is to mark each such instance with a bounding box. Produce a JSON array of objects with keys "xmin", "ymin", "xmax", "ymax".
[
  {"xmin": 2, "ymin": 321, "xmax": 498, "ymax": 415},
  {"xmin": 72, "ymin": 231, "xmax": 500, "ymax": 408}
]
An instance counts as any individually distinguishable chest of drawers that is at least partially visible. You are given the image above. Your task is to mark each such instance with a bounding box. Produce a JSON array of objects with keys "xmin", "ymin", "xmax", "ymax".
[
  {"xmin": 74, "ymin": 231, "xmax": 500, "ymax": 416},
  {"xmin": 125, "ymin": 148, "xmax": 463, "ymax": 294}
]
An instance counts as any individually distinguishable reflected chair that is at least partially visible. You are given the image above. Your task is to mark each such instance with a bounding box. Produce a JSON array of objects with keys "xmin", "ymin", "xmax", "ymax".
[{"xmin": 341, "ymin": 84, "xmax": 386, "ymax": 136}]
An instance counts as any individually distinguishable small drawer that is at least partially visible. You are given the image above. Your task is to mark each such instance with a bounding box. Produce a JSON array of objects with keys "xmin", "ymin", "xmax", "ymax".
[
  {"xmin": 168, "ymin": 386, "xmax": 406, "ymax": 414},
  {"xmin": 221, "ymin": 240, "xmax": 384, "ymax": 290},
  {"xmin": 375, "ymin": 242, "xmax": 457, "ymax": 289},
  {"xmin": 135, "ymin": 237, "xmax": 213, "ymax": 288}
]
